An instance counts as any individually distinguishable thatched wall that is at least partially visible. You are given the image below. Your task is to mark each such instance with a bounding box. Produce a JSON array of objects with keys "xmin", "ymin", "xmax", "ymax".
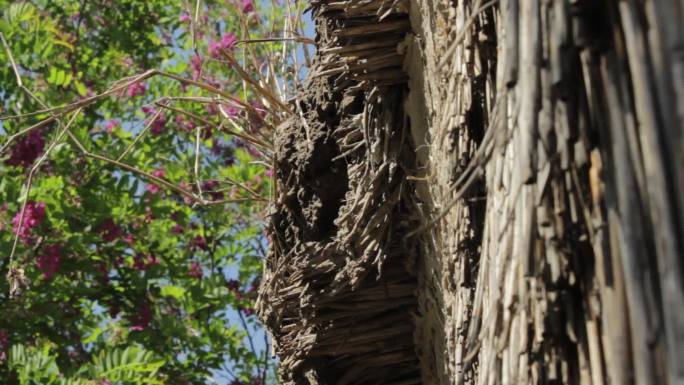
[
  {"xmin": 407, "ymin": 0, "xmax": 684, "ymax": 384},
  {"xmin": 258, "ymin": 0, "xmax": 684, "ymax": 384}
]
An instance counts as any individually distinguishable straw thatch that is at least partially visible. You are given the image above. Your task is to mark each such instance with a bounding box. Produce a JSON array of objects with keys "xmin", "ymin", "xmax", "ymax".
[
  {"xmin": 259, "ymin": 0, "xmax": 684, "ymax": 384},
  {"xmin": 406, "ymin": 0, "xmax": 684, "ymax": 384},
  {"xmin": 257, "ymin": 1, "xmax": 420, "ymax": 384}
]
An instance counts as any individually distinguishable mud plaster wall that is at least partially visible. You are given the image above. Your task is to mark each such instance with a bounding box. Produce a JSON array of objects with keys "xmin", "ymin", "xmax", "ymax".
[{"xmin": 405, "ymin": 1, "xmax": 684, "ymax": 384}]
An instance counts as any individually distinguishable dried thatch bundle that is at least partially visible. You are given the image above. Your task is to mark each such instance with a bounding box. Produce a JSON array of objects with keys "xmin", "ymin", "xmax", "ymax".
[{"xmin": 257, "ymin": 1, "xmax": 420, "ymax": 384}]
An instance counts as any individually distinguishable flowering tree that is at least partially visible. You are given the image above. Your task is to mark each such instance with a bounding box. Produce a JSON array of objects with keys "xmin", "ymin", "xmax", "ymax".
[{"xmin": 0, "ymin": 0, "xmax": 309, "ymax": 384}]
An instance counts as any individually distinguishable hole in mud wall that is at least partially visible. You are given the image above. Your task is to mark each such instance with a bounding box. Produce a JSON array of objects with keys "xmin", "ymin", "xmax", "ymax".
[
  {"xmin": 300, "ymin": 135, "xmax": 348, "ymax": 242},
  {"xmin": 312, "ymin": 137, "xmax": 349, "ymax": 240}
]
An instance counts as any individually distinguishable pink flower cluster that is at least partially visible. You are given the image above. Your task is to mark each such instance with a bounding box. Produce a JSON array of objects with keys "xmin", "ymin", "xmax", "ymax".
[
  {"xmin": 226, "ymin": 279, "xmax": 256, "ymax": 316},
  {"xmin": 190, "ymin": 235, "xmax": 208, "ymax": 251},
  {"xmin": 190, "ymin": 55, "xmax": 203, "ymax": 81},
  {"xmin": 126, "ymin": 81, "xmax": 146, "ymax": 97},
  {"xmin": 208, "ymin": 33, "xmax": 237, "ymax": 59},
  {"xmin": 133, "ymin": 253, "xmax": 159, "ymax": 270},
  {"xmin": 147, "ymin": 169, "xmax": 166, "ymax": 194},
  {"xmin": 5, "ymin": 130, "xmax": 45, "ymax": 168},
  {"xmin": 242, "ymin": 0, "xmax": 254, "ymax": 13},
  {"xmin": 241, "ymin": 307, "xmax": 255, "ymax": 316},
  {"xmin": 150, "ymin": 113, "xmax": 167, "ymax": 135},
  {"xmin": 0, "ymin": 330, "xmax": 8, "ymax": 362},
  {"xmin": 36, "ymin": 244, "xmax": 62, "ymax": 280},
  {"xmin": 202, "ymin": 180, "xmax": 224, "ymax": 201},
  {"xmin": 220, "ymin": 103, "xmax": 240, "ymax": 118},
  {"xmin": 188, "ymin": 261, "xmax": 202, "ymax": 279},
  {"xmin": 104, "ymin": 120, "xmax": 120, "ymax": 133},
  {"xmin": 175, "ymin": 115, "xmax": 197, "ymax": 132},
  {"xmin": 171, "ymin": 223, "xmax": 184, "ymax": 234},
  {"xmin": 12, "ymin": 201, "xmax": 46, "ymax": 242},
  {"xmin": 226, "ymin": 279, "xmax": 240, "ymax": 292},
  {"xmin": 141, "ymin": 107, "xmax": 166, "ymax": 135},
  {"xmin": 129, "ymin": 304, "xmax": 152, "ymax": 331},
  {"xmin": 97, "ymin": 218, "xmax": 123, "ymax": 243}
]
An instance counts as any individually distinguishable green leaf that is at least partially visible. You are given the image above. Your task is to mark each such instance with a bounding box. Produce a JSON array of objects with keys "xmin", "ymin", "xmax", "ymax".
[
  {"xmin": 82, "ymin": 327, "xmax": 103, "ymax": 344},
  {"xmin": 53, "ymin": 39, "xmax": 74, "ymax": 51},
  {"xmin": 161, "ymin": 285, "xmax": 186, "ymax": 300},
  {"xmin": 55, "ymin": 69, "xmax": 65, "ymax": 86},
  {"xmin": 74, "ymin": 80, "xmax": 88, "ymax": 96}
]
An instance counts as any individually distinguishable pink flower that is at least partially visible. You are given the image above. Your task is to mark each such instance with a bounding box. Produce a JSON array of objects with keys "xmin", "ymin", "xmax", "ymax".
[
  {"xmin": 123, "ymin": 233, "xmax": 135, "ymax": 246},
  {"xmin": 179, "ymin": 13, "xmax": 192, "ymax": 22},
  {"xmin": 142, "ymin": 107, "xmax": 166, "ymax": 135},
  {"xmin": 226, "ymin": 279, "xmax": 240, "ymax": 292},
  {"xmin": 190, "ymin": 236, "xmax": 208, "ymax": 251},
  {"xmin": 147, "ymin": 169, "xmax": 166, "ymax": 194},
  {"xmin": 126, "ymin": 81, "xmax": 146, "ymax": 97},
  {"xmin": 208, "ymin": 40, "xmax": 222, "ymax": 59},
  {"xmin": 12, "ymin": 201, "xmax": 46, "ymax": 242},
  {"xmin": 247, "ymin": 145, "xmax": 262, "ymax": 158},
  {"xmin": 37, "ymin": 244, "xmax": 62, "ymax": 280},
  {"xmin": 206, "ymin": 103, "xmax": 219, "ymax": 116},
  {"xmin": 147, "ymin": 183, "xmax": 162, "ymax": 194},
  {"xmin": 97, "ymin": 218, "xmax": 123, "ymax": 243},
  {"xmin": 104, "ymin": 120, "xmax": 119, "ymax": 133},
  {"xmin": 221, "ymin": 33, "xmax": 238, "ymax": 50},
  {"xmin": 202, "ymin": 180, "xmax": 224, "ymax": 201},
  {"xmin": 188, "ymin": 262, "xmax": 202, "ymax": 279},
  {"xmin": 129, "ymin": 304, "xmax": 152, "ymax": 331},
  {"xmin": 133, "ymin": 254, "xmax": 159, "ymax": 271},
  {"xmin": 175, "ymin": 115, "xmax": 197, "ymax": 132},
  {"xmin": 0, "ymin": 330, "xmax": 8, "ymax": 362},
  {"xmin": 240, "ymin": 306, "xmax": 255, "ymax": 316},
  {"xmin": 179, "ymin": 181, "xmax": 194, "ymax": 204},
  {"xmin": 220, "ymin": 103, "xmax": 240, "ymax": 117},
  {"xmin": 242, "ymin": 0, "xmax": 254, "ymax": 13},
  {"xmin": 5, "ymin": 130, "xmax": 45, "ymax": 168},
  {"xmin": 208, "ymin": 33, "xmax": 237, "ymax": 59},
  {"xmin": 149, "ymin": 112, "xmax": 166, "ymax": 135},
  {"xmin": 190, "ymin": 55, "xmax": 203, "ymax": 80},
  {"xmin": 265, "ymin": 168, "xmax": 273, "ymax": 177},
  {"xmin": 171, "ymin": 223, "xmax": 184, "ymax": 234}
]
